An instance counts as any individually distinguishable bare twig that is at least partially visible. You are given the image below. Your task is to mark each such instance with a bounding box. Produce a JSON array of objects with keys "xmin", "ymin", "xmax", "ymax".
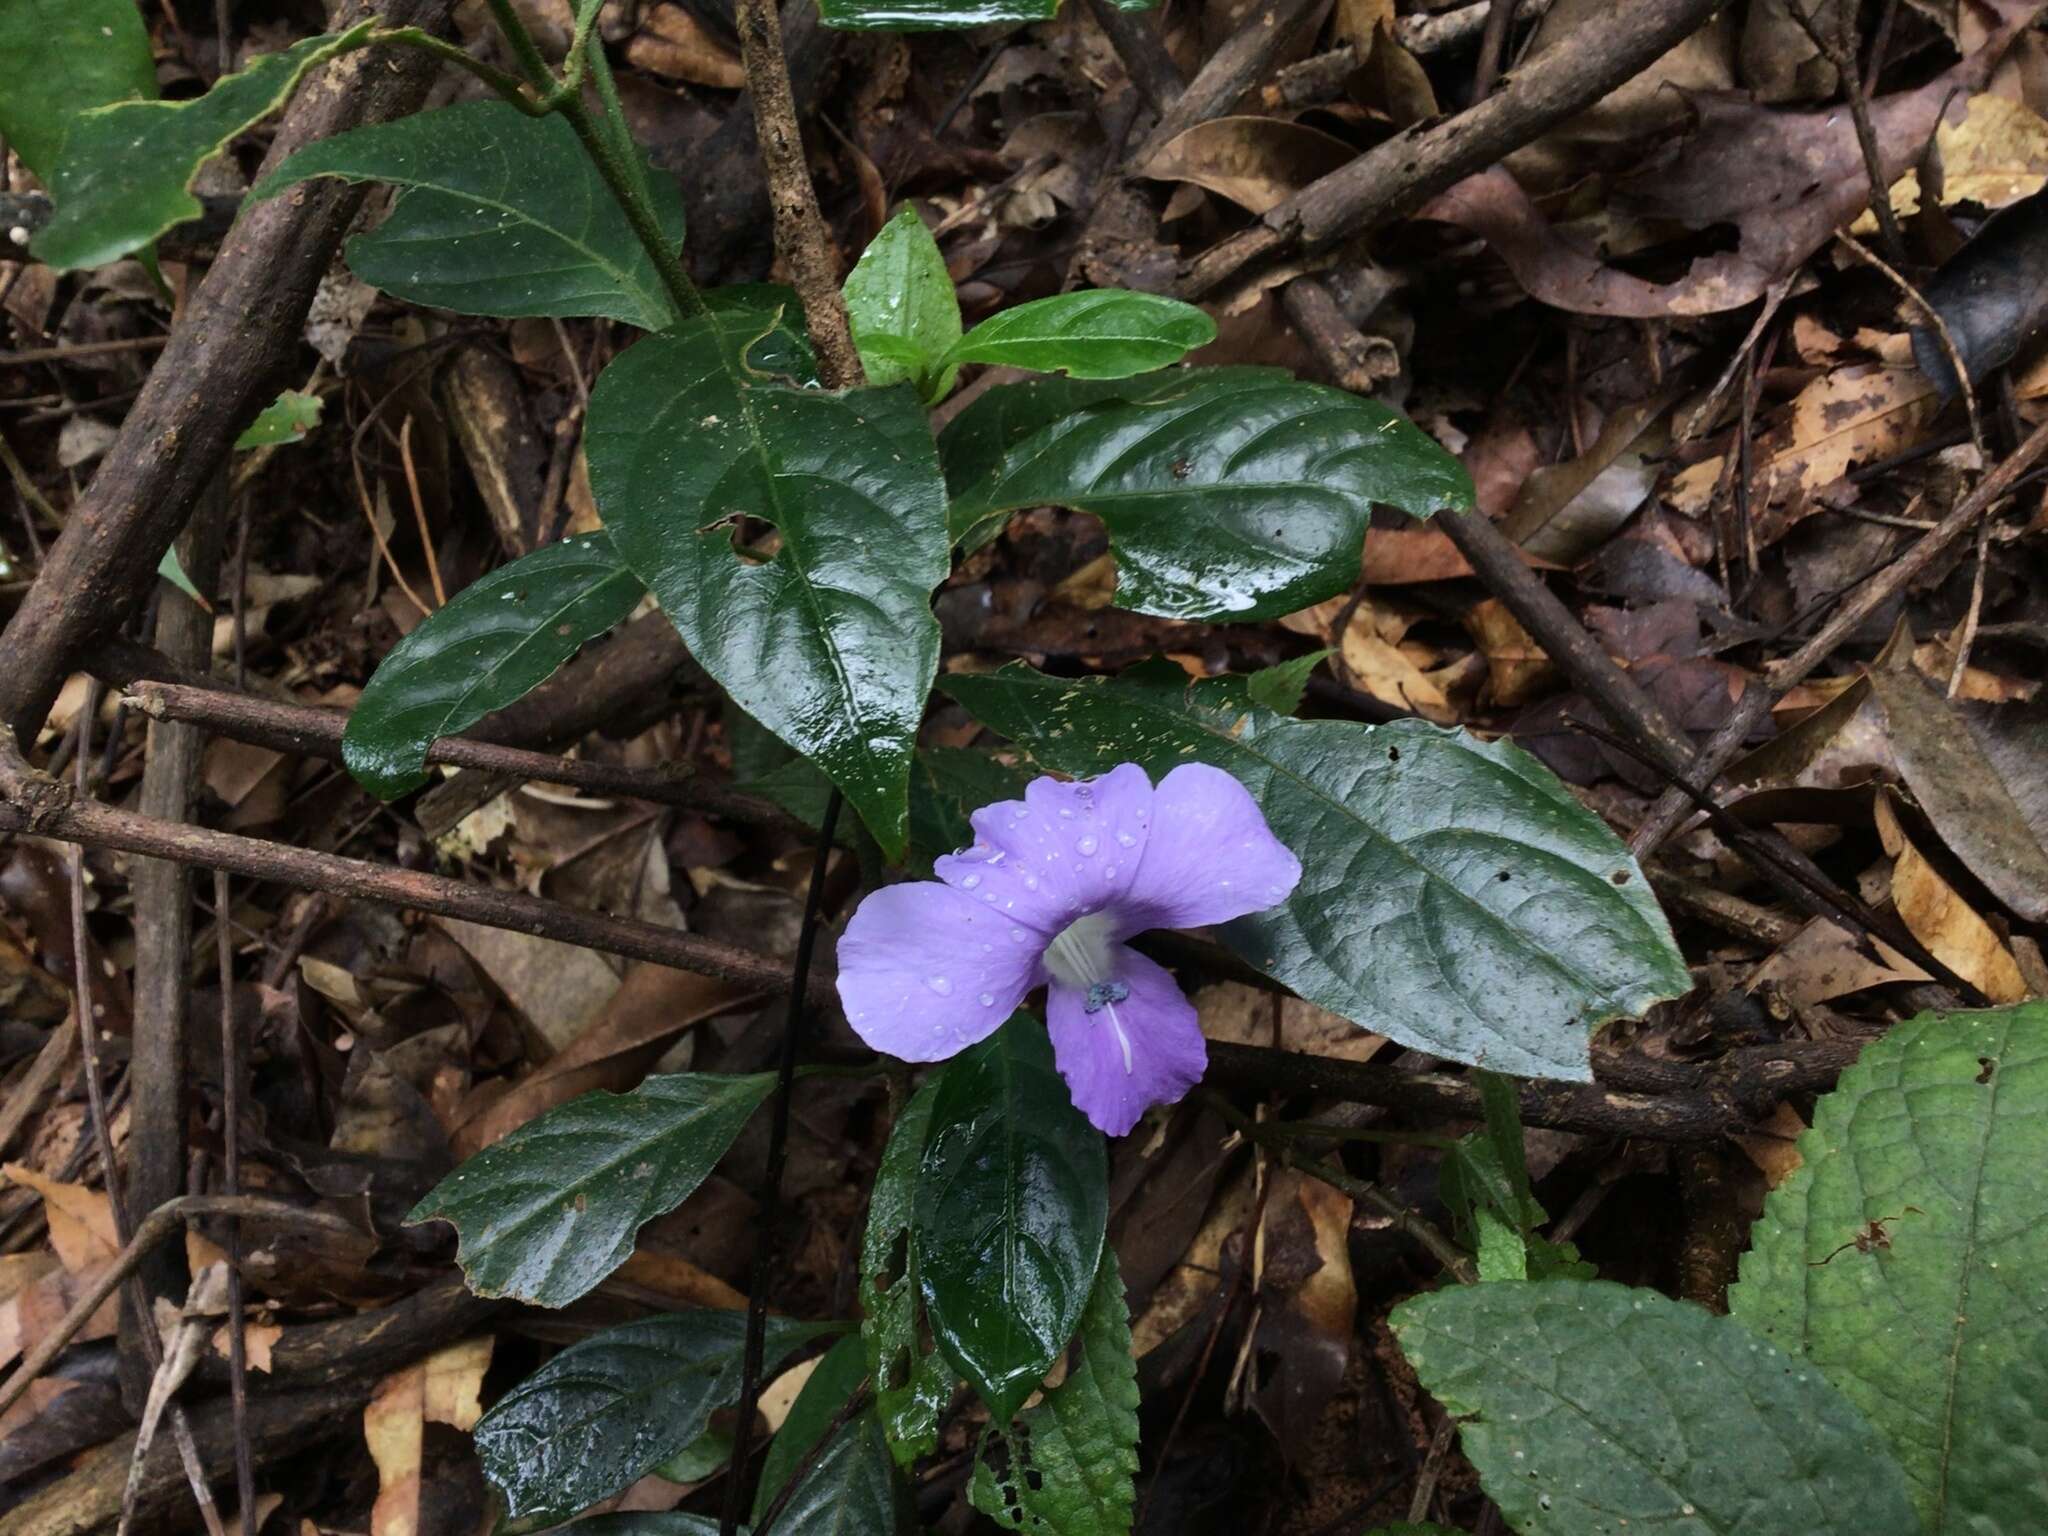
[
  {"xmin": 1833, "ymin": 229, "xmax": 1982, "ymax": 456},
  {"xmin": 214, "ymin": 870, "xmax": 256, "ymax": 1536},
  {"xmin": 1789, "ymin": 1, "xmax": 1909, "ymax": 267}
]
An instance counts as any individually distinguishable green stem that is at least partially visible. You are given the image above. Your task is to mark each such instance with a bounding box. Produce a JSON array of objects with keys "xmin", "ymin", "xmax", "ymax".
[
  {"xmin": 478, "ymin": 0, "xmax": 705, "ymax": 323},
  {"xmin": 557, "ymin": 0, "xmax": 607, "ymax": 98},
  {"xmin": 367, "ymin": 27, "xmax": 551, "ymax": 114}
]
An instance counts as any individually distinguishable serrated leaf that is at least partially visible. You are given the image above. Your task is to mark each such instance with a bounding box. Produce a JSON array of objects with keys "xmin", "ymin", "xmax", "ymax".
[
  {"xmin": 759, "ymin": 1409, "xmax": 914, "ymax": 1536},
  {"xmin": 843, "ymin": 206, "xmax": 961, "ymax": 397},
  {"xmin": 941, "ymin": 291, "xmax": 1216, "ymax": 380},
  {"xmin": 408, "ymin": 1070, "xmax": 774, "ymax": 1307},
  {"xmin": 34, "ymin": 24, "xmax": 373, "ymax": 270},
  {"xmin": 818, "ymin": 0, "xmax": 1059, "ymax": 29},
  {"xmin": 342, "ymin": 532, "xmax": 644, "ymax": 800},
  {"xmin": 586, "ymin": 308, "xmax": 949, "ymax": 858},
  {"xmin": 861, "ymin": 1077, "xmax": 954, "ymax": 1466},
  {"xmin": 251, "ymin": 99, "xmax": 688, "ymax": 331},
  {"xmin": 0, "ymin": 0, "xmax": 157, "ymax": 183},
  {"xmin": 1246, "ymin": 649, "xmax": 1327, "ymax": 715},
  {"xmin": 942, "ymin": 664, "xmax": 1690, "ymax": 1080},
  {"xmin": 234, "ymin": 389, "xmax": 323, "ymax": 450},
  {"xmin": 1393, "ymin": 1280, "xmax": 1919, "ymax": 1536},
  {"xmin": 940, "ymin": 369, "xmax": 1472, "ymax": 621},
  {"xmin": 473, "ymin": 1311, "xmax": 827, "ymax": 1522},
  {"xmin": 915, "ymin": 1012, "xmax": 1108, "ymax": 1423},
  {"xmin": 1730, "ymin": 1000, "xmax": 2048, "ymax": 1533},
  {"xmin": 968, "ymin": 1250, "xmax": 1139, "ymax": 1535}
]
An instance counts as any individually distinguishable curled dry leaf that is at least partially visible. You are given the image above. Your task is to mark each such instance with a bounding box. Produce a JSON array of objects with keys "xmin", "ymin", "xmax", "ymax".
[
  {"xmin": 1141, "ymin": 116, "xmax": 1359, "ymax": 216},
  {"xmin": 1876, "ymin": 789, "xmax": 2029, "ymax": 1004},
  {"xmin": 365, "ymin": 1336, "xmax": 496, "ymax": 1536}
]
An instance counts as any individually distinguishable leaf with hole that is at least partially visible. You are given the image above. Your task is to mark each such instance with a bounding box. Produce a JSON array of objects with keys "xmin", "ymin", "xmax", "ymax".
[
  {"xmin": 252, "ymin": 99, "xmax": 689, "ymax": 330},
  {"xmin": 943, "ymin": 664, "xmax": 1689, "ymax": 1080},
  {"xmin": 941, "ymin": 291, "xmax": 1216, "ymax": 380},
  {"xmin": 940, "ymin": 369, "xmax": 1472, "ymax": 621},
  {"xmin": 342, "ymin": 532, "xmax": 645, "ymax": 800},
  {"xmin": 473, "ymin": 1310, "xmax": 828, "ymax": 1522},
  {"xmin": 968, "ymin": 1250, "xmax": 1138, "ymax": 1535},
  {"xmin": 915, "ymin": 1012, "xmax": 1108, "ymax": 1423},
  {"xmin": 586, "ymin": 308, "xmax": 949, "ymax": 858},
  {"xmin": 860, "ymin": 1076, "xmax": 953, "ymax": 1466},
  {"xmin": 0, "ymin": 0, "xmax": 156, "ymax": 184},
  {"xmin": 1730, "ymin": 1000, "xmax": 2048, "ymax": 1533},
  {"xmin": 34, "ymin": 24, "xmax": 373, "ymax": 270},
  {"xmin": 1393, "ymin": 1279, "xmax": 1919, "ymax": 1536},
  {"xmin": 842, "ymin": 205, "xmax": 961, "ymax": 398},
  {"xmin": 407, "ymin": 1069, "xmax": 773, "ymax": 1307}
]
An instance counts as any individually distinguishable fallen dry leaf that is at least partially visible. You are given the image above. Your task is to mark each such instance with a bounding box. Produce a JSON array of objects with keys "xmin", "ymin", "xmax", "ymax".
[
  {"xmin": 1876, "ymin": 789, "xmax": 2029, "ymax": 1003},
  {"xmin": 1141, "ymin": 116, "xmax": 1357, "ymax": 215},
  {"xmin": 364, "ymin": 1337, "xmax": 495, "ymax": 1536},
  {"xmin": 625, "ymin": 3, "xmax": 744, "ymax": 89},
  {"xmin": 3, "ymin": 1164, "xmax": 118, "ymax": 1273}
]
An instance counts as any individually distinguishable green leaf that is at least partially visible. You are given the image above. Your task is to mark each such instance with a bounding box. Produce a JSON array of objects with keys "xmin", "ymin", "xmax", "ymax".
[
  {"xmin": 407, "ymin": 1070, "xmax": 775, "ymax": 1307},
  {"xmin": 34, "ymin": 24, "xmax": 374, "ymax": 271},
  {"xmin": 342, "ymin": 532, "xmax": 644, "ymax": 800},
  {"xmin": 753, "ymin": 1334, "xmax": 870, "ymax": 1522},
  {"xmin": 567, "ymin": 1519, "xmax": 730, "ymax": 1536},
  {"xmin": 758, "ymin": 1410, "xmax": 915, "ymax": 1536},
  {"xmin": 155, "ymin": 547, "xmax": 210, "ymax": 610},
  {"xmin": 942, "ymin": 664, "xmax": 1690, "ymax": 1081},
  {"xmin": 1392, "ymin": 1280, "xmax": 1920, "ymax": 1536},
  {"xmin": 234, "ymin": 389, "xmax": 323, "ymax": 450},
  {"xmin": 860, "ymin": 1077, "xmax": 954, "ymax": 1467},
  {"xmin": 0, "ymin": 0, "xmax": 157, "ymax": 183},
  {"xmin": 940, "ymin": 369, "xmax": 1472, "ymax": 621},
  {"xmin": 251, "ymin": 99, "xmax": 688, "ymax": 331},
  {"xmin": 818, "ymin": 0, "xmax": 1059, "ymax": 30},
  {"xmin": 914, "ymin": 1012, "xmax": 1108, "ymax": 1423},
  {"xmin": 652, "ymin": 1425, "xmax": 733, "ymax": 1484},
  {"xmin": 842, "ymin": 206, "xmax": 961, "ymax": 398},
  {"xmin": 1245, "ymin": 650, "xmax": 1327, "ymax": 716},
  {"xmin": 744, "ymin": 746, "xmax": 1032, "ymax": 875},
  {"xmin": 474, "ymin": 1310, "xmax": 828, "ymax": 1522},
  {"xmin": 968, "ymin": 1250, "xmax": 1139, "ymax": 1535},
  {"xmin": 1730, "ymin": 1000, "xmax": 2048, "ymax": 1533},
  {"xmin": 942, "ymin": 291, "xmax": 1216, "ymax": 380},
  {"xmin": 586, "ymin": 308, "xmax": 949, "ymax": 858}
]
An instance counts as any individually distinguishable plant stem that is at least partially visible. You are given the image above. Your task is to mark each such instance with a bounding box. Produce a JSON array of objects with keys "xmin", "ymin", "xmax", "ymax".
[
  {"xmin": 368, "ymin": 28, "xmax": 552, "ymax": 114},
  {"xmin": 724, "ymin": 789, "xmax": 844, "ymax": 1536}
]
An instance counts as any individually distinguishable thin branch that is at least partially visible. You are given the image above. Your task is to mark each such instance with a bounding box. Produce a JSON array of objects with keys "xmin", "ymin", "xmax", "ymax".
[
  {"xmin": 214, "ymin": 871, "xmax": 256, "ymax": 1536},
  {"xmin": 1833, "ymin": 229, "xmax": 1982, "ymax": 457}
]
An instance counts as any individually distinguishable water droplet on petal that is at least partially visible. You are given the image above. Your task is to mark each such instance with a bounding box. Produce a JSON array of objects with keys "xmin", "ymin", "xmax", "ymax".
[
  {"xmin": 978, "ymin": 992, "xmax": 995, "ymax": 1006},
  {"xmin": 1077, "ymin": 834, "xmax": 1098, "ymax": 856},
  {"xmin": 1058, "ymin": 807, "xmax": 1075, "ymax": 819},
  {"xmin": 1008, "ymin": 927, "xmax": 1028, "ymax": 942},
  {"xmin": 1116, "ymin": 831, "xmax": 1137, "ymax": 848},
  {"xmin": 961, "ymin": 873, "xmax": 982, "ymax": 890},
  {"xmin": 925, "ymin": 975, "xmax": 953, "ymax": 996}
]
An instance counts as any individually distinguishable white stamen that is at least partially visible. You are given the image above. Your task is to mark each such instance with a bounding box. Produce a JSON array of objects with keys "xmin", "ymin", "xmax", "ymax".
[{"xmin": 1105, "ymin": 1002, "xmax": 1134, "ymax": 1073}]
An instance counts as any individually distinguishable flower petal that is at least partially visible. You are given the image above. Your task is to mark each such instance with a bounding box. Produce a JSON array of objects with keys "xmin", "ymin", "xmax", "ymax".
[
  {"xmin": 1114, "ymin": 763, "xmax": 1301, "ymax": 935},
  {"xmin": 934, "ymin": 762, "xmax": 1156, "ymax": 935},
  {"xmin": 836, "ymin": 880, "xmax": 1043, "ymax": 1062},
  {"xmin": 1045, "ymin": 945, "xmax": 1206, "ymax": 1137}
]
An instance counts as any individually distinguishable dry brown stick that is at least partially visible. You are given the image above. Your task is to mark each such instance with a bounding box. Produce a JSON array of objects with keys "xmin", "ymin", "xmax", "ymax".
[
  {"xmin": 1471, "ymin": 0, "xmax": 1520, "ymax": 100},
  {"xmin": 0, "ymin": 1012, "xmax": 77, "ymax": 1160},
  {"xmin": 1180, "ymin": 0, "xmax": 1727, "ymax": 298},
  {"xmin": 1789, "ymin": 0, "xmax": 1909, "ymax": 269},
  {"xmin": 1833, "ymin": 230, "xmax": 1982, "ymax": 457},
  {"xmin": 0, "ymin": 0, "xmax": 454, "ymax": 748},
  {"xmin": 1131, "ymin": 0, "xmax": 1330, "ymax": 168},
  {"xmin": 0, "ymin": 335, "xmax": 171, "ymax": 368},
  {"xmin": 124, "ymin": 680, "xmax": 799, "ymax": 830},
  {"xmin": 0, "ymin": 1196, "xmax": 354, "ymax": 1424},
  {"xmin": 213, "ymin": 870, "xmax": 255, "ymax": 1536},
  {"xmin": 1629, "ymin": 412, "xmax": 2048, "ymax": 855},
  {"xmin": 0, "ymin": 732, "xmax": 828, "ymax": 1005},
  {"xmin": 126, "ymin": 476, "xmax": 230, "ymax": 1388},
  {"xmin": 1085, "ymin": 0, "xmax": 1182, "ymax": 115}
]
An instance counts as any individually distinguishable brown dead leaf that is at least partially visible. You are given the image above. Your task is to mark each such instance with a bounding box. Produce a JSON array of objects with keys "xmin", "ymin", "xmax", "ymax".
[
  {"xmin": 1195, "ymin": 981, "xmax": 1389, "ymax": 1063},
  {"xmin": 0, "ymin": 1259, "xmax": 118, "ymax": 1371},
  {"xmin": 1748, "ymin": 914, "xmax": 1930, "ymax": 1005},
  {"xmin": 364, "ymin": 1337, "xmax": 494, "ymax": 1536},
  {"xmin": 1870, "ymin": 91, "xmax": 2048, "ymax": 221},
  {"xmin": 212, "ymin": 1319, "xmax": 282, "ymax": 1373},
  {"xmin": 625, "ymin": 3, "xmax": 745, "ymax": 89},
  {"xmin": 1141, "ymin": 117, "xmax": 1358, "ymax": 216},
  {"xmin": 1250, "ymin": 1172, "xmax": 1355, "ymax": 1448},
  {"xmin": 437, "ymin": 917, "xmax": 625, "ymax": 1054},
  {"xmin": 1355, "ymin": 24, "xmax": 1437, "ymax": 127},
  {"xmin": 1464, "ymin": 598, "xmax": 1555, "ymax": 706},
  {"xmin": 1876, "ymin": 790, "xmax": 2029, "ymax": 1003},
  {"xmin": 1733, "ymin": 1102, "xmax": 1807, "ymax": 1189},
  {"xmin": 3, "ymin": 1164, "xmax": 118, "ymax": 1272},
  {"xmin": 452, "ymin": 963, "xmax": 759, "ymax": 1157},
  {"xmin": 0, "ymin": 930, "xmax": 68, "ymax": 1026},
  {"xmin": 1332, "ymin": 0, "xmax": 1393, "ymax": 51}
]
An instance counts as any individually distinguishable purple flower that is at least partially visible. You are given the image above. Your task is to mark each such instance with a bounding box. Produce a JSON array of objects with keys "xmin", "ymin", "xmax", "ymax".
[{"xmin": 836, "ymin": 763, "xmax": 1302, "ymax": 1136}]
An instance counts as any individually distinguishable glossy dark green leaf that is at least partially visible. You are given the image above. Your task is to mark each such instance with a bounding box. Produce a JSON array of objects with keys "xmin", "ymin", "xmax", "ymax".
[
  {"xmin": 818, "ymin": 0, "xmax": 1059, "ymax": 29},
  {"xmin": 408, "ymin": 1070, "xmax": 774, "ymax": 1307},
  {"xmin": 342, "ymin": 532, "xmax": 644, "ymax": 800},
  {"xmin": 34, "ymin": 24, "xmax": 373, "ymax": 270},
  {"xmin": 652, "ymin": 1425, "xmax": 733, "ymax": 1484},
  {"xmin": 1730, "ymin": 1000, "xmax": 2048, "ymax": 1533},
  {"xmin": 586, "ymin": 309, "xmax": 949, "ymax": 858},
  {"xmin": 251, "ymin": 99, "xmax": 688, "ymax": 330},
  {"xmin": 744, "ymin": 747, "xmax": 1030, "ymax": 875},
  {"xmin": 1392, "ymin": 1280, "xmax": 1919, "ymax": 1536},
  {"xmin": 941, "ymin": 369, "xmax": 1472, "ymax": 621},
  {"xmin": 860, "ymin": 1077, "xmax": 953, "ymax": 1466},
  {"xmin": 842, "ymin": 206, "xmax": 960, "ymax": 397},
  {"xmin": 474, "ymin": 1311, "xmax": 827, "ymax": 1522},
  {"xmin": 234, "ymin": 389, "xmax": 323, "ymax": 450},
  {"xmin": 0, "ymin": 0, "xmax": 156, "ymax": 182},
  {"xmin": 943, "ymin": 664, "xmax": 1690, "ymax": 1080},
  {"xmin": 914, "ymin": 1012, "xmax": 1108, "ymax": 1423},
  {"xmin": 759, "ymin": 1410, "xmax": 914, "ymax": 1536},
  {"xmin": 753, "ymin": 1333, "xmax": 870, "ymax": 1522},
  {"xmin": 967, "ymin": 1250, "xmax": 1138, "ymax": 1535},
  {"xmin": 942, "ymin": 291, "xmax": 1216, "ymax": 380},
  {"xmin": 569, "ymin": 1519, "xmax": 730, "ymax": 1536}
]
